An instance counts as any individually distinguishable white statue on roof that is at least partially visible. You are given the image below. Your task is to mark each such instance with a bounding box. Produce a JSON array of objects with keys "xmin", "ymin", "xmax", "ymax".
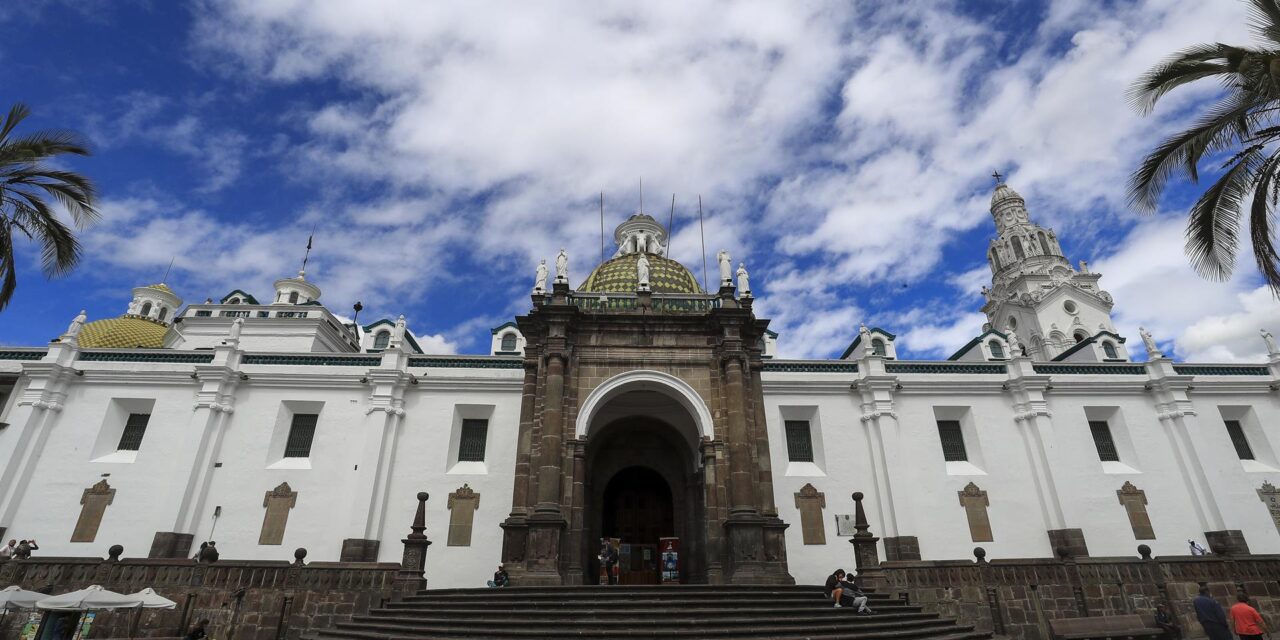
[
  {"xmin": 534, "ymin": 259, "xmax": 548, "ymax": 294},
  {"xmin": 736, "ymin": 263, "xmax": 750, "ymax": 297},
  {"xmin": 391, "ymin": 315, "xmax": 407, "ymax": 348},
  {"xmin": 1006, "ymin": 328, "xmax": 1021, "ymax": 356},
  {"xmin": 1139, "ymin": 327, "xmax": 1162, "ymax": 359},
  {"xmin": 636, "ymin": 253, "xmax": 651, "ymax": 291},
  {"xmin": 717, "ymin": 250, "xmax": 732, "ymax": 286},
  {"xmin": 555, "ymin": 249, "xmax": 568, "ymax": 284},
  {"xmin": 65, "ymin": 310, "xmax": 87, "ymax": 339},
  {"xmin": 860, "ymin": 324, "xmax": 873, "ymax": 356},
  {"xmin": 227, "ymin": 317, "xmax": 244, "ymax": 345},
  {"xmin": 1262, "ymin": 329, "xmax": 1278, "ymax": 356}
]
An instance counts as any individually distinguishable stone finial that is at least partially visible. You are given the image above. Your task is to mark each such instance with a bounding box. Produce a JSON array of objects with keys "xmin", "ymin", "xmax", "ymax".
[
  {"xmin": 107, "ymin": 544, "xmax": 124, "ymax": 561},
  {"xmin": 1138, "ymin": 544, "xmax": 1152, "ymax": 560},
  {"xmin": 973, "ymin": 547, "xmax": 987, "ymax": 564},
  {"xmin": 408, "ymin": 492, "xmax": 429, "ymax": 540},
  {"xmin": 293, "ymin": 547, "xmax": 308, "ymax": 565}
]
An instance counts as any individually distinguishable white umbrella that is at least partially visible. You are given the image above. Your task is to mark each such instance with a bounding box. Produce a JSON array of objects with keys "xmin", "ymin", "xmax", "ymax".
[
  {"xmin": 0, "ymin": 586, "xmax": 49, "ymax": 610},
  {"xmin": 126, "ymin": 588, "xmax": 176, "ymax": 609},
  {"xmin": 36, "ymin": 585, "xmax": 142, "ymax": 610}
]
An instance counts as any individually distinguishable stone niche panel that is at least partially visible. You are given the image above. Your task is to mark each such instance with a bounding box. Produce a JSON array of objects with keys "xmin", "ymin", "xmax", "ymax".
[
  {"xmin": 448, "ymin": 484, "xmax": 480, "ymax": 547},
  {"xmin": 1116, "ymin": 481, "xmax": 1155, "ymax": 540},
  {"xmin": 71, "ymin": 480, "xmax": 116, "ymax": 543},
  {"xmin": 958, "ymin": 482, "xmax": 992, "ymax": 543},
  {"xmin": 259, "ymin": 482, "xmax": 298, "ymax": 545},
  {"xmin": 793, "ymin": 483, "xmax": 827, "ymax": 545}
]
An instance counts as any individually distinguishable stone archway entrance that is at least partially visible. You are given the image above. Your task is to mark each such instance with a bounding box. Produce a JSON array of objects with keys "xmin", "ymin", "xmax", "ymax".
[{"xmin": 585, "ymin": 413, "xmax": 702, "ymax": 584}]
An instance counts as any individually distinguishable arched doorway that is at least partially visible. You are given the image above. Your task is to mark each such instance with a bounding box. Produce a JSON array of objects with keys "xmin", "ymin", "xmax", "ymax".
[{"xmin": 583, "ymin": 397, "xmax": 706, "ymax": 584}]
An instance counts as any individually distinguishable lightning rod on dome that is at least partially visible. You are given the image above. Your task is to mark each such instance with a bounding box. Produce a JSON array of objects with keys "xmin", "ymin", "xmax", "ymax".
[
  {"xmin": 160, "ymin": 256, "xmax": 174, "ymax": 284},
  {"xmin": 300, "ymin": 224, "xmax": 316, "ymax": 276},
  {"xmin": 639, "ymin": 177, "xmax": 644, "ymax": 214},
  {"xmin": 668, "ymin": 193, "xmax": 675, "ymax": 259},
  {"xmin": 599, "ymin": 192, "xmax": 605, "ymax": 266},
  {"xmin": 698, "ymin": 195, "xmax": 708, "ymax": 293}
]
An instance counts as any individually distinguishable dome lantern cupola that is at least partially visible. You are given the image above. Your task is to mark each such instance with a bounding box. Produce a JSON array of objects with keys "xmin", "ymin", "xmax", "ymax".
[
  {"xmin": 580, "ymin": 212, "xmax": 702, "ymax": 294},
  {"xmin": 126, "ymin": 283, "xmax": 182, "ymax": 325},
  {"xmin": 273, "ymin": 271, "xmax": 322, "ymax": 305}
]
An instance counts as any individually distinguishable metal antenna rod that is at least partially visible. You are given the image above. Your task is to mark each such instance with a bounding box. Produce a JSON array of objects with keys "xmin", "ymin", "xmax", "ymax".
[
  {"xmin": 301, "ymin": 224, "xmax": 316, "ymax": 274},
  {"xmin": 667, "ymin": 193, "xmax": 675, "ymax": 258},
  {"xmin": 161, "ymin": 257, "xmax": 174, "ymax": 284},
  {"xmin": 698, "ymin": 196, "xmax": 708, "ymax": 292},
  {"xmin": 600, "ymin": 192, "xmax": 606, "ymax": 266},
  {"xmin": 639, "ymin": 177, "xmax": 643, "ymax": 214}
]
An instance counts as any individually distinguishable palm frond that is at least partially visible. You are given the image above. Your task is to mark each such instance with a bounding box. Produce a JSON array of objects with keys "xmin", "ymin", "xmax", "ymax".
[
  {"xmin": 1185, "ymin": 146, "xmax": 1262, "ymax": 281},
  {"xmin": 0, "ymin": 224, "xmax": 16, "ymax": 312},
  {"xmin": 1249, "ymin": 0, "xmax": 1280, "ymax": 47},
  {"xmin": 1128, "ymin": 43, "xmax": 1241, "ymax": 114},
  {"xmin": 0, "ymin": 104, "xmax": 30, "ymax": 143},
  {"xmin": 1249, "ymin": 151, "xmax": 1280, "ymax": 290},
  {"xmin": 0, "ymin": 131, "xmax": 92, "ymax": 165},
  {"xmin": 1127, "ymin": 93, "xmax": 1254, "ymax": 212}
]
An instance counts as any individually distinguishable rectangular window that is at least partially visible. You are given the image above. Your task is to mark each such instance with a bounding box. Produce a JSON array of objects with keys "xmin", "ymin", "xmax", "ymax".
[
  {"xmin": 785, "ymin": 420, "xmax": 815, "ymax": 462},
  {"xmin": 117, "ymin": 413, "xmax": 151, "ymax": 451},
  {"xmin": 257, "ymin": 311, "xmax": 270, "ymax": 318},
  {"xmin": 283, "ymin": 413, "xmax": 318, "ymax": 458},
  {"xmin": 222, "ymin": 310, "xmax": 250, "ymax": 318},
  {"xmin": 937, "ymin": 420, "xmax": 968, "ymax": 462},
  {"xmin": 194, "ymin": 310, "xmax": 213, "ymax": 317},
  {"xmin": 458, "ymin": 419, "xmax": 489, "ymax": 462},
  {"xmin": 1225, "ymin": 420, "xmax": 1255, "ymax": 460},
  {"xmin": 1088, "ymin": 420, "xmax": 1120, "ymax": 462}
]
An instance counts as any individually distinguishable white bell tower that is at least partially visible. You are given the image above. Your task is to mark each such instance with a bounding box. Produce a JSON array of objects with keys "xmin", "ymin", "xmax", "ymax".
[{"xmin": 980, "ymin": 178, "xmax": 1126, "ymax": 361}]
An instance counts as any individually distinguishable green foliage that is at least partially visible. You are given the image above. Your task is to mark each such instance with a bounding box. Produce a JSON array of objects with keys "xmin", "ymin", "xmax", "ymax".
[
  {"xmin": 0, "ymin": 103, "xmax": 98, "ymax": 310},
  {"xmin": 1128, "ymin": 0, "xmax": 1280, "ymax": 291}
]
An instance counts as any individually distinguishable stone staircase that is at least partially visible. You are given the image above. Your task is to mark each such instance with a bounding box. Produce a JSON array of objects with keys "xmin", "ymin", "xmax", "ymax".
[{"xmin": 310, "ymin": 584, "xmax": 991, "ymax": 640}]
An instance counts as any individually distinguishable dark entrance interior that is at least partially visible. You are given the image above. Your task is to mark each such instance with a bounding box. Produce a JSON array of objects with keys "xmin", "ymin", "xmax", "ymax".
[
  {"xmin": 585, "ymin": 414, "xmax": 704, "ymax": 584},
  {"xmin": 602, "ymin": 467, "xmax": 674, "ymax": 584}
]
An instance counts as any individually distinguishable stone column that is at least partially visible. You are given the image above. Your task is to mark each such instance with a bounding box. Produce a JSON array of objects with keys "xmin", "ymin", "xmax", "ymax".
[
  {"xmin": 0, "ymin": 341, "xmax": 77, "ymax": 540},
  {"xmin": 1146, "ymin": 359, "xmax": 1246, "ymax": 554},
  {"xmin": 150, "ymin": 340, "xmax": 241, "ymax": 558},
  {"xmin": 701, "ymin": 439, "xmax": 725, "ymax": 584},
  {"xmin": 723, "ymin": 355, "xmax": 756, "ymax": 515},
  {"xmin": 1007, "ymin": 358, "xmax": 1087, "ymax": 557},
  {"xmin": 564, "ymin": 438, "xmax": 587, "ymax": 583},
  {"xmin": 523, "ymin": 337, "xmax": 568, "ymax": 584},
  {"xmin": 500, "ymin": 360, "xmax": 539, "ymax": 574}
]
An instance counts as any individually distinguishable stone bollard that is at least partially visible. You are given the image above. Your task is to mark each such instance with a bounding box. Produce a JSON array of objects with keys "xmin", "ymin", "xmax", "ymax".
[
  {"xmin": 848, "ymin": 492, "xmax": 884, "ymax": 588},
  {"xmin": 395, "ymin": 492, "xmax": 432, "ymax": 598}
]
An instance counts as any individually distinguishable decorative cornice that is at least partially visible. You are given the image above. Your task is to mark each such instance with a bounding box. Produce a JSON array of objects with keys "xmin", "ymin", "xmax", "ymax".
[
  {"xmin": 1172, "ymin": 365, "xmax": 1270, "ymax": 376},
  {"xmin": 1032, "ymin": 364, "xmax": 1146, "ymax": 375}
]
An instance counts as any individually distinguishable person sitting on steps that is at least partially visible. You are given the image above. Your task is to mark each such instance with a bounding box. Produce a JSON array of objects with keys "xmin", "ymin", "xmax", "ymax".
[
  {"xmin": 839, "ymin": 573, "xmax": 874, "ymax": 615},
  {"xmin": 488, "ymin": 564, "xmax": 510, "ymax": 588},
  {"xmin": 824, "ymin": 569, "xmax": 870, "ymax": 612}
]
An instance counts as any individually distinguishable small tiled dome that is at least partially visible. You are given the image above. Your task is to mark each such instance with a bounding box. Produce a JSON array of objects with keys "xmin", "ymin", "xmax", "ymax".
[{"xmin": 579, "ymin": 253, "xmax": 703, "ymax": 294}]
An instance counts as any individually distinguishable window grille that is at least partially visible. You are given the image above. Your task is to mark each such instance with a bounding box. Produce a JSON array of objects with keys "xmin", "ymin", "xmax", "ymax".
[
  {"xmin": 1102, "ymin": 342, "xmax": 1118, "ymax": 359},
  {"xmin": 140, "ymin": 302, "xmax": 152, "ymax": 316},
  {"xmin": 284, "ymin": 413, "xmax": 319, "ymax": 458},
  {"xmin": 459, "ymin": 419, "xmax": 489, "ymax": 462},
  {"xmin": 257, "ymin": 311, "xmax": 270, "ymax": 318},
  {"xmin": 1088, "ymin": 420, "xmax": 1120, "ymax": 462},
  {"xmin": 937, "ymin": 420, "xmax": 968, "ymax": 462},
  {"xmin": 288, "ymin": 292, "xmax": 299, "ymax": 304},
  {"xmin": 501, "ymin": 333, "xmax": 518, "ymax": 351},
  {"xmin": 194, "ymin": 310, "xmax": 213, "ymax": 317},
  {"xmin": 988, "ymin": 340, "xmax": 1005, "ymax": 359},
  {"xmin": 373, "ymin": 332, "xmax": 391, "ymax": 350},
  {"xmin": 785, "ymin": 420, "xmax": 814, "ymax": 462},
  {"xmin": 871, "ymin": 339, "xmax": 886, "ymax": 356},
  {"xmin": 117, "ymin": 413, "xmax": 151, "ymax": 451},
  {"xmin": 1225, "ymin": 420, "xmax": 1255, "ymax": 460},
  {"xmin": 277, "ymin": 311, "xmax": 307, "ymax": 319}
]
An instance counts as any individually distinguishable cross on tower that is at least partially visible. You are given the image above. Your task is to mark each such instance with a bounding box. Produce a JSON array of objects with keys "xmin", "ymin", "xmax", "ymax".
[{"xmin": 991, "ymin": 170, "xmax": 1004, "ymax": 185}]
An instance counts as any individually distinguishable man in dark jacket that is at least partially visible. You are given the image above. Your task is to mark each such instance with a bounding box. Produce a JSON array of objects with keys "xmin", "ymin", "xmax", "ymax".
[
  {"xmin": 1193, "ymin": 586, "xmax": 1231, "ymax": 640},
  {"xmin": 599, "ymin": 541, "xmax": 619, "ymax": 585}
]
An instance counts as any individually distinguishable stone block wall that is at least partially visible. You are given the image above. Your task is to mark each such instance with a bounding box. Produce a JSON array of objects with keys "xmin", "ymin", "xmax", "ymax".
[
  {"xmin": 880, "ymin": 553, "xmax": 1280, "ymax": 640},
  {"xmin": 0, "ymin": 551, "xmax": 399, "ymax": 639}
]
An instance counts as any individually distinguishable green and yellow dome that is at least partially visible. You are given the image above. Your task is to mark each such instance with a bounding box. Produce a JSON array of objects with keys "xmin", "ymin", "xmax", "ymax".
[
  {"xmin": 78, "ymin": 316, "xmax": 169, "ymax": 349},
  {"xmin": 579, "ymin": 253, "xmax": 703, "ymax": 294}
]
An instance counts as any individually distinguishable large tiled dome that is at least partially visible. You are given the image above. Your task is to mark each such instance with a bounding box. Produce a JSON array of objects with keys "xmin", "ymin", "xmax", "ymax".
[
  {"xmin": 78, "ymin": 316, "xmax": 169, "ymax": 348},
  {"xmin": 579, "ymin": 253, "xmax": 703, "ymax": 294}
]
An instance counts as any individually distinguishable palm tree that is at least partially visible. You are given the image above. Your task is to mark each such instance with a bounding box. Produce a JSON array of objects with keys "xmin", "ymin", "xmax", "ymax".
[
  {"xmin": 0, "ymin": 103, "xmax": 99, "ymax": 311},
  {"xmin": 1128, "ymin": 0, "xmax": 1280, "ymax": 291}
]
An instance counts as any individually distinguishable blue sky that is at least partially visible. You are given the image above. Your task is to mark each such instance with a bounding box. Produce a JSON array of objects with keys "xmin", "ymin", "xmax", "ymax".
[{"xmin": 1, "ymin": 0, "xmax": 1276, "ymax": 361}]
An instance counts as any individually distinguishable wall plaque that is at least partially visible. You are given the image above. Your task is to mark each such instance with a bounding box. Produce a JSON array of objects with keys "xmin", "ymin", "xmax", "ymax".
[
  {"xmin": 71, "ymin": 480, "xmax": 116, "ymax": 543},
  {"xmin": 259, "ymin": 482, "xmax": 298, "ymax": 545},
  {"xmin": 1117, "ymin": 481, "xmax": 1155, "ymax": 540},
  {"xmin": 793, "ymin": 483, "xmax": 827, "ymax": 545},
  {"xmin": 448, "ymin": 484, "xmax": 481, "ymax": 547},
  {"xmin": 958, "ymin": 482, "xmax": 993, "ymax": 542}
]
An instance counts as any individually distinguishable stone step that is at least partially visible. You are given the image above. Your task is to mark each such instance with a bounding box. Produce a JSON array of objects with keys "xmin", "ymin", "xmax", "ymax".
[
  {"xmin": 348, "ymin": 610, "xmax": 938, "ymax": 626},
  {"xmin": 317, "ymin": 617, "xmax": 973, "ymax": 639},
  {"xmin": 376, "ymin": 605, "xmax": 927, "ymax": 619},
  {"xmin": 391, "ymin": 596, "xmax": 913, "ymax": 610}
]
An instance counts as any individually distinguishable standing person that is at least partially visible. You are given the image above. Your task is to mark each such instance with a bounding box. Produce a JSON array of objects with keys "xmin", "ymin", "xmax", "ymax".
[
  {"xmin": 14, "ymin": 539, "xmax": 37, "ymax": 559},
  {"xmin": 0, "ymin": 539, "xmax": 15, "ymax": 559},
  {"xmin": 1230, "ymin": 593, "xmax": 1268, "ymax": 640},
  {"xmin": 1193, "ymin": 586, "xmax": 1231, "ymax": 640},
  {"xmin": 599, "ymin": 541, "xmax": 618, "ymax": 585},
  {"xmin": 1153, "ymin": 603, "xmax": 1181, "ymax": 639},
  {"xmin": 183, "ymin": 619, "xmax": 210, "ymax": 640}
]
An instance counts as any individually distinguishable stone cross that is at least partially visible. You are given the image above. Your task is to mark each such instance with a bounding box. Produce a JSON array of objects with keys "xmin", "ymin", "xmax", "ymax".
[
  {"xmin": 1117, "ymin": 481, "xmax": 1155, "ymax": 540},
  {"xmin": 259, "ymin": 482, "xmax": 298, "ymax": 545},
  {"xmin": 1259, "ymin": 481, "xmax": 1280, "ymax": 535},
  {"xmin": 794, "ymin": 483, "xmax": 827, "ymax": 545},
  {"xmin": 958, "ymin": 482, "xmax": 993, "ymax": 542},
  {"xmin": 72, "ymin": 479, "xmax": 116, "ymax": 543},
  {"xmin": 447, "ymin": 484, "xmax": 481, "ymax": 547}
]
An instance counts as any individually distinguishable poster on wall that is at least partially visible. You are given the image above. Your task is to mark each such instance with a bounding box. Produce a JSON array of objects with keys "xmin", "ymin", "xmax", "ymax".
[
  {"xmin": 19, "ymin": 612, "xmax": 42, "ymax": 640},
  {"xmin": 660, "ymin": 537, "xmax": 679, "ymax": 583}
]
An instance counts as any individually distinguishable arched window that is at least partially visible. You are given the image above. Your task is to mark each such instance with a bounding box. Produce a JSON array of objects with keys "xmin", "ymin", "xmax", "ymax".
[
  {"xmin": 990, "ymin": 249, "xmax": 1002, "ymax": 271},
  {"xmin": 500, "ymin": 333, "xmax": 518, "ymax": 351},
  {"xmin": 229, "ymin": 297, "xmax": 240, "ymax": 305},
  {"xmin": 1102, "ymin": 341, "xmax": 1118, "ymax": 359},
  {"xmin": 288, "ymin": 291, "xmax": 299, "ymax": 304},
  {"xmin": 158, "ymin": 307, "xmax": 168, "ymax": 322},
  {"xmin": 1012, "ymin": 237, "xmax": 1026, "ymax": 260},
  {"xmin": 140, "ymin": 302, "xmax": 152, "ymax": 317},
  {"xmin": 1074, "ymin": 331, "xmax": 1087, "ymax": 344},
  {"xmin": 1038, "ymin": 232, "xmax": 1051, "ymax": 255},
  {"xmin": 871, "ymin": 338, "xmax": 886, "ymax": 356},
  {"xmin": 989, "ymin": 340, "xmax": 1005, "ymax": 359},
  {"xmin": 373, "ymin": 331, "xmax": 390, "ymax": 350}
]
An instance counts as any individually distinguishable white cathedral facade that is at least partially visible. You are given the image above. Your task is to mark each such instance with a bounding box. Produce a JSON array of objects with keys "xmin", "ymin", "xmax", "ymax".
[{"xmin": 2, "ymin": 181, "xmax": 1279, "ymax": 588}]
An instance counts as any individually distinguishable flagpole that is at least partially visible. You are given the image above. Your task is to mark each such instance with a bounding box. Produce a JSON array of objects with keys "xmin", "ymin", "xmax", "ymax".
[{"xmin": 698, "ymin": 196, "xmax": 708, "ymax": 292}]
